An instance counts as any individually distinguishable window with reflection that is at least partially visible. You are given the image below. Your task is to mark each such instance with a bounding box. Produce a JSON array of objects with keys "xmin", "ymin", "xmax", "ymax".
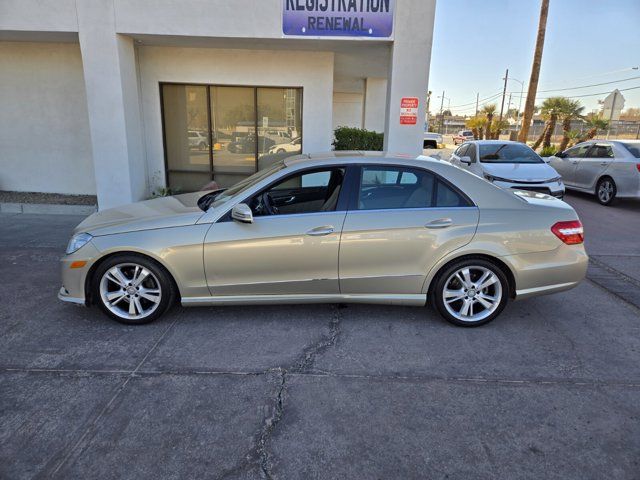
[{"xmin": 161, "ymin": 84, "xmax": 303, "ymax": 193}]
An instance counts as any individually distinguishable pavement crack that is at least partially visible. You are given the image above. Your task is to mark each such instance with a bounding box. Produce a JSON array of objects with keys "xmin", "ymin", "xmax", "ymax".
[
  {"xmin": 39, "ymin": 316, "xmax": 179, "ymax": 478},
  {"xmin": 252, "ymin": 304, "xmax": 342, "ymax": 479}
]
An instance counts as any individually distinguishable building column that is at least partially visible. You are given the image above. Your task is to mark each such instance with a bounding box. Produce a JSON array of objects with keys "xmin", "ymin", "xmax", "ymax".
[
  {"xmin": 383, "ymin": 0, "xmax": 436, "ymax": 155},
  {"xmin": 76, "ymin": 0, "xmax": 146, "ymax": 209},
  {"xmin": 363, "ymin": 77, "xmax": 387, "ymax": 133}
]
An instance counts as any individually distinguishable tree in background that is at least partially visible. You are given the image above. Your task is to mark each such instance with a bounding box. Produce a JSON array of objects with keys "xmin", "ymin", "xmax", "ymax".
[
  {"xmin": 482, "ymin": 104, "xmax": 497, "ymax": 139},
  {"xmin": 531, "ymin": 97, "xmax": 566, "ymax": 150},
  {"xmin": 518, "ymin": 0, "xmax": 550, "ymax": 143},
  {"xmin": 489, "ymin": 119, "xmax": 510, "ymax": 140},
  {"xmin": 558, "ymin": 99, "xmax": 584, "ymax": 151},
  {"xmin": 578, "ymin": 115, "xmax": 609, "ymax": 143},
  {"xmin": 465, "ymin": 116, "xmax": 486, "ymax": 140}
]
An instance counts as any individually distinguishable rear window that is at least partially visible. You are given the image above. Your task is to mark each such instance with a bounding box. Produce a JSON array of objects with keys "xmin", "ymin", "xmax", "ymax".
[
  {"xmin": 479, "ymin": 143, "xmax": 543, "ymax": 164},
  {"xmin": 463, "ymin": 131, "xmax": 473, "ymax": 136},
  {"xmin": 621, "ymin": 142, "xmax": 640, "ymax": 158}
]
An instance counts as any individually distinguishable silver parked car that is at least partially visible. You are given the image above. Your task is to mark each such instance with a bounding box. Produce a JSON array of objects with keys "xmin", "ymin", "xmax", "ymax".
[
  {"xmin": 450, "ymin": 140, "xmax": 565, "ymax": 198},
  {"xmin": 59, "ymin": 152, "xmax": 587, "ymax": 327},
  {"xmin": 548, "ymin": 140, "xmax": 640, "ymax": 205}
]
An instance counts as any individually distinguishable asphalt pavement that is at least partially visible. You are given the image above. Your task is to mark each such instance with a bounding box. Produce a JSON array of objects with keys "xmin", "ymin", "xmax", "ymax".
[{"xmin": 1, "ymin": 187, "xmax": 639, "ymax": 479}]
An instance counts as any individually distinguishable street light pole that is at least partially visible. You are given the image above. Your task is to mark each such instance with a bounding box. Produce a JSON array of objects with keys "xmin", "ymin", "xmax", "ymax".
[{"xmin": 475, "ymin": 92, "xmax": 479, "ymax": 117}]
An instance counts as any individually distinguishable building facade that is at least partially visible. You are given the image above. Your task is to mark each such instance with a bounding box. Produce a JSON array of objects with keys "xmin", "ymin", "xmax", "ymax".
[{"xmin": 0, "ymin": 0, "xmax": 436, "ymax": 209}]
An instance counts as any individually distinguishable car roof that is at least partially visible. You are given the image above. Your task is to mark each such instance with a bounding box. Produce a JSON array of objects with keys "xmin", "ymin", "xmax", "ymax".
[
  {"xmin": 465, "ymin": 140, "xmax": 524, "ymax": 145},
  {"xmin": 283, "ymin": 151, "xmax": 444, "ymax": 168}
]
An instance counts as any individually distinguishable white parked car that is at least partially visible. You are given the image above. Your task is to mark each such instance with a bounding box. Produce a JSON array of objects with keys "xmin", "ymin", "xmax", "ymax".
[
  {"xmin": 423, "ymin": 132, "xmax": 443, "ymax": 149},
  {"xmin": 449, "ymin": 140, "xmax": 565, "ymax": 198},
  {"xmin": 548, "ymin": 140, "xmax": 640, "ymax": 205},
  {"xmin": 188, "ymin": 130, "xmax": 208, "ymax": 150},
  {"xmin": 268, "ymin": 136, "xmax": 301, "ymax": 154}
]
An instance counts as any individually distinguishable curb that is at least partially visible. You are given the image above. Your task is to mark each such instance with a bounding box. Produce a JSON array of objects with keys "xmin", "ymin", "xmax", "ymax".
[{"xmin": 0, "ymin": 202, "xmax": 97, "ymax": 216}]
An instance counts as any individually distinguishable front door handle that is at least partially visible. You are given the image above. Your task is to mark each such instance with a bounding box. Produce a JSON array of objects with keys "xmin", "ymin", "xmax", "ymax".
[
  {"xmin": 425, "ymin": 218, "xmax": 453, "ymax": 229},
  {"xmin": 571, "ymin": 160, "xmax": 579, "ymax": 164},
  {"xmin": 600, "ymin": 162, "xmax": 609, "ymax": 166},
  {"xmin": 306, "ymin": 225, "xmax": 335, "ymax": 236}
]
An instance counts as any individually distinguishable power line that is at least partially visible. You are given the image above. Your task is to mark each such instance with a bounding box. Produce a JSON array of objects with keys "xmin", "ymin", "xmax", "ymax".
[
  {"xmin": 447, "ymin": 91, "xmax": 502, "ymax": 109},
  {"xmin": 533, "ymin": 84, "xmax": 640, "ymax": 100}
]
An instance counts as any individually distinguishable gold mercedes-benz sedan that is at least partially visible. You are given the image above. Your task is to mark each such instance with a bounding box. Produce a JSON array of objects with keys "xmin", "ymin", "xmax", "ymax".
[{"xmin": 59, "ymin": 152, "xmax": 588, "ymax": 327}]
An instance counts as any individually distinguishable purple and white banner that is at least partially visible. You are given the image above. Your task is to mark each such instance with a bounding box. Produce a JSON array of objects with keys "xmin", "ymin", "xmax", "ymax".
[{"xmin": 283, "ymin": 0, "xmax": 395, "ymax": 38}]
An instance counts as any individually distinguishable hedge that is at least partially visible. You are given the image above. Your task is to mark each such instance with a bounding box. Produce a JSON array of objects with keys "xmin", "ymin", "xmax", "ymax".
[{"xmin": 332, "ymin": 127, "xmax": 384, "ymax": 151}]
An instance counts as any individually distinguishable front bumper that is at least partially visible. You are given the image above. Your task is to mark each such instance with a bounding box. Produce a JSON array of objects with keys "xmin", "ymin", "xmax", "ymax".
[
  {"xmin": 58, "ymin": 241, "xmax": 100, "ymax": 306},
  {"xmin": 494, "ymin": 179, "xmax": 565, "ymax": 198}
]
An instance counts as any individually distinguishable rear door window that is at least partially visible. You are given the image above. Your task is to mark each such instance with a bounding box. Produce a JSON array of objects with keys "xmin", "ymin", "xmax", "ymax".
[
  {"xmin": 586, "ymin": 145, "xmax": 614, "ymax": 158},
  {"xmin": 565, "ymin": 144, "xmax": 591, "ymax": 158}
]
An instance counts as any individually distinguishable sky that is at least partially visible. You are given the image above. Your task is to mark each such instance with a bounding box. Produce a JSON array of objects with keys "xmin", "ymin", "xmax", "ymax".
[{"xmin": 428, "ymin": 0, "xmax": 640, "ymax": 118}]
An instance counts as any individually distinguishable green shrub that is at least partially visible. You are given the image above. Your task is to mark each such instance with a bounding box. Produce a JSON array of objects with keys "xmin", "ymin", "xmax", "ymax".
[
  {"xmin": 539, "ymin": 145, "xmax": 558, "ymax": 157},
  {"xmin": 332, "ymin": 127, "xmax": 384, "ymax": 151}
]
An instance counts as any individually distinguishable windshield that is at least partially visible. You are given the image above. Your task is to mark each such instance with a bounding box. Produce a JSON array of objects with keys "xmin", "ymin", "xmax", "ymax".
[
  {"xmin": 621, "ymin": 142, "xmax": 640, "ymax": 158},
  {"xmin": 198, "ymin": 160, "xmax": 286, "ymax": 211},
  {"xmin": 479, "ymin": 143, "xmax": 543, "ymax": 164},
  {"xmin": 462, "ymin": 131, "xmax": 473, "ymax": 136}
]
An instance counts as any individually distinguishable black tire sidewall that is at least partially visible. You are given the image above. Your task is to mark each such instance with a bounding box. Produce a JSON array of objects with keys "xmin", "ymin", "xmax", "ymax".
[
  {"xmin": 431, "ymin": 258, "xmax": 509, "ymax": 327},
  {"xmin": 92, "ymin": 254, "xmax": 175, "ymax": 325},
  {"xmin": 596, "ymin": 177, "xmax": 616, "ymax": 206}
]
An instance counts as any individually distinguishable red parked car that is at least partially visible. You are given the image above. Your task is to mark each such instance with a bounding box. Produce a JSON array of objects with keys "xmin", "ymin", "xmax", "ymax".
[{"xmin": 453, "ymin": 130, "xmax": 474, "ymax": 145}]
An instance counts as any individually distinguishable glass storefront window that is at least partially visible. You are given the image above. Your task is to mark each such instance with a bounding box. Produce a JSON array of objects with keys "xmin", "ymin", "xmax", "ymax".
[{"xmin": 161, "ymin": 84, "xmax": 302, "ymax": 193}]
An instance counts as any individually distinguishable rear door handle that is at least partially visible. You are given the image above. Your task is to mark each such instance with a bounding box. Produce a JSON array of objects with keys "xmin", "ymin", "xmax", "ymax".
[
  {"xmin": 571, "ymin": 160, "xmax": 579, "ymax": 164},
  {"xmin": 600, "ymin": 162, "xmax": 609, "ymax": 166},
  {"xmin": 425, "ymin": 218, "xmax": 453, "ymax": 229},
  {"xmin": 306, "ymin": 225, "xmax": 335, "ymax": 236}
]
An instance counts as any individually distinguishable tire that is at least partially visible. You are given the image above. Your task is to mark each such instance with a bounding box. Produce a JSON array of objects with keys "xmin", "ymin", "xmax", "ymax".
[
  {"xmin": 92, "ymin": 254, "xmax": 176, "ymax": 325},
  {"xmin": 596, "ymin": 177, "xmax": 616, "ymax": 206},
  {"xmin": 431, "ymin": 258, "xmax": 509, "ymax": 327},
  {"xmin": 277, "ymin": 148, "xmax": 286, "ymax": 154},
  {"xmin": 199, "ymin": 142, "xmax": 207, "ymax": 150}
]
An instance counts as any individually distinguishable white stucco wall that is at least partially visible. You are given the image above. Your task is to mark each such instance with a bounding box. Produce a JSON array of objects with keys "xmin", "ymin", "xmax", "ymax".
[
  {"xmin": 332, "ymin": 93, "xmax": 364, "ymax": 130},
  {"xmin": 137, "ymin": 46, "xmax": 334, "ymax": 191},
  {"xmin": 0, "ymin": 41, "xmax": 95, "ymax": 195}
]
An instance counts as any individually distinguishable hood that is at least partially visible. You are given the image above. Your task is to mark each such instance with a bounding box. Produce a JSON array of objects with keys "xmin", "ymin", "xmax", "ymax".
[
  {"xmin": 480, "ymin": 162, "xmax": 559, "ymax": 182},
  {"xmin": 74, "ymin": 192, "xmax": 207, "ymax": 236}
]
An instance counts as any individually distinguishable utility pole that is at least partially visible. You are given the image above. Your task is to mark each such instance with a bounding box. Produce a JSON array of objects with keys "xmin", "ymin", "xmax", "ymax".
[
  {"xmin": 475, "ymin": 92, "xmax": 479, "ymax": 117},
  {"xmin": 439, "ymin": 90, "xmax": 445, "ymax": 134},
  {"xmin": 499, "ymin": 68, "xmax": 509, "ymax": 123},
  {"xmin": 606, "ymin": 90, "xmax": 618, "ymax": 140}
]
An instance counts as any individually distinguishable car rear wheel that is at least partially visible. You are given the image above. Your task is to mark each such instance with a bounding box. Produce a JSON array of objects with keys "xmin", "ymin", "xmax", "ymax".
[
  {"xmin": 596, "ymin": 177, "xmax": 616, "ymax": 206},
  {"xmin": 431, "ymin": 258, "xmax": 509, "ymax": 327},
  {"xmin": 93, "ymin": 254, "xmax": 176, "ymax": 325}
]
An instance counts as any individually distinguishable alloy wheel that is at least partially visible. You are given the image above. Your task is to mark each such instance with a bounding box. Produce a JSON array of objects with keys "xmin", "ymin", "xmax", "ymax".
[
  {"xmin": 99, "ymin": 263, "xmax": 162, "ymax": 320},
  {"xmin": 442, "ymin": 266, "xmax": 503, "ymax": 323},
  {"xmin": 598, "ymin": 180, "xmax": 614, "ymax": 204}
]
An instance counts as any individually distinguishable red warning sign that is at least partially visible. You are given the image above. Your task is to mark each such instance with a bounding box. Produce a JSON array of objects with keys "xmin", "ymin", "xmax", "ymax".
[{"xmin": 400, "ymin": 97, "xmax": 419, "ymax": 125}]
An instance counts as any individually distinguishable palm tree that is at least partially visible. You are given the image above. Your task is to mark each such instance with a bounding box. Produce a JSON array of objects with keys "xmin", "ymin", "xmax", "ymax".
[
  {"xmin": 578, "ymin": 115, "xmax": 609, "ymax": 142},
  {"xmin": 518, "ymin": 0, "xmax": 550, "ymax": 143},
  {"xmin": 558, "ymin": 99, "xmax": 584, "ymax": 151},
  {"xmin": 488, "ymin": 119, "xmax": 510, "ymax": 140},
  {"xmin": 482, "ymin": 104, "xmax": 497, "ymax": 139},
  {"xmin": 536, "ymin": 97, "xmax": 567, "ymax": 149},
  {"xmin": 465, "ymin": 116, "xmax": 486, "ymax": 140}
]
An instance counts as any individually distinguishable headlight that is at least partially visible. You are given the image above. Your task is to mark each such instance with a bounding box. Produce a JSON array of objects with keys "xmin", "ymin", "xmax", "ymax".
[
  {"xmin": 66, "ymin": 233, "xmax": 93, "ymax": 254},
  {"xmin": 548, "ymin": 176, "xmax": 562, "ymax": 183}
]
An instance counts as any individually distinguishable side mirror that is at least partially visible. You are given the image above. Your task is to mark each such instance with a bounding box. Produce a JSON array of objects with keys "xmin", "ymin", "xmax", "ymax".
[
  {"xmin": 231, "ymin": 203, "xmax": 253, "ymax": 224},
  {"xmin": 555, "ymin": 151, "xmax": 566, "ymax": 159},
  {"xmin": 459, "ymin": 156, "xmax": 472, "ymax": 165}
]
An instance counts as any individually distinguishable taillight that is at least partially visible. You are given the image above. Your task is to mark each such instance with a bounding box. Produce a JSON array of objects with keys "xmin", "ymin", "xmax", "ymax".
[
  {"xmin": 551, "ymin": 220, "xmax": 584, "ymax": 245},
  {"xmin": 636, "ymin": 163, "xmax": 640, "ymax": 173}
]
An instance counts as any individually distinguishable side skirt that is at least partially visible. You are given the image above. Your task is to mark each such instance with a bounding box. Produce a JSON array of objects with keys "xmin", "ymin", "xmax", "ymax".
[{"xmin": 181, "ymin": 293, "xmax": 428, "ymax": 307}]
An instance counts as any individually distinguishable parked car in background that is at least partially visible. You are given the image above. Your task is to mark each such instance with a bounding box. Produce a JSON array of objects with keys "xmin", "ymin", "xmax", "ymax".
[
  {"xmin": 423, "ymin": 131, "xmax": 443, "ymax": 149},
  {"xmin": 453, "ymin": 130, "xmax": 474, "ymax": 145},
  {"xmin": 59, "ymin": 152, "xmax": 587, "ymax": 328},
  {"xmin": 188, "ymin": 130, "xmax": 208, "ymax": 150},
  {"xmin": 548, "ymin": 140, "xmax": 640, "ymax": 206},
  {"xmin": 268, "ymin": 136, "xmax": 301, "ymax": 154},
  {"xmin": 449, "ymin": 140, "xmax": 565, "ymax": 198}
]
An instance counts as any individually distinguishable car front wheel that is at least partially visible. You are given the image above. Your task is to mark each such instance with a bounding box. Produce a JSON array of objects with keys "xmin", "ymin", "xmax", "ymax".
[
  {"xmin": 93, "ymin": 254, "xmax": 176, "ymax": 324},
  {"xmin": 431, "ymin": 258, "xmax": 509, "ymax": 327},
  {"xmin": 596, "ymin": 177, "xmax": 616, "ymax": 206}
]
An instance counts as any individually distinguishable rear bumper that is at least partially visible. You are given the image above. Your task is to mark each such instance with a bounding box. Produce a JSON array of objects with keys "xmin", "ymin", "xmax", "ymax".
[{"xmin": 505, "ymin": 245, "xmax": 589, "ymax": 300}]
